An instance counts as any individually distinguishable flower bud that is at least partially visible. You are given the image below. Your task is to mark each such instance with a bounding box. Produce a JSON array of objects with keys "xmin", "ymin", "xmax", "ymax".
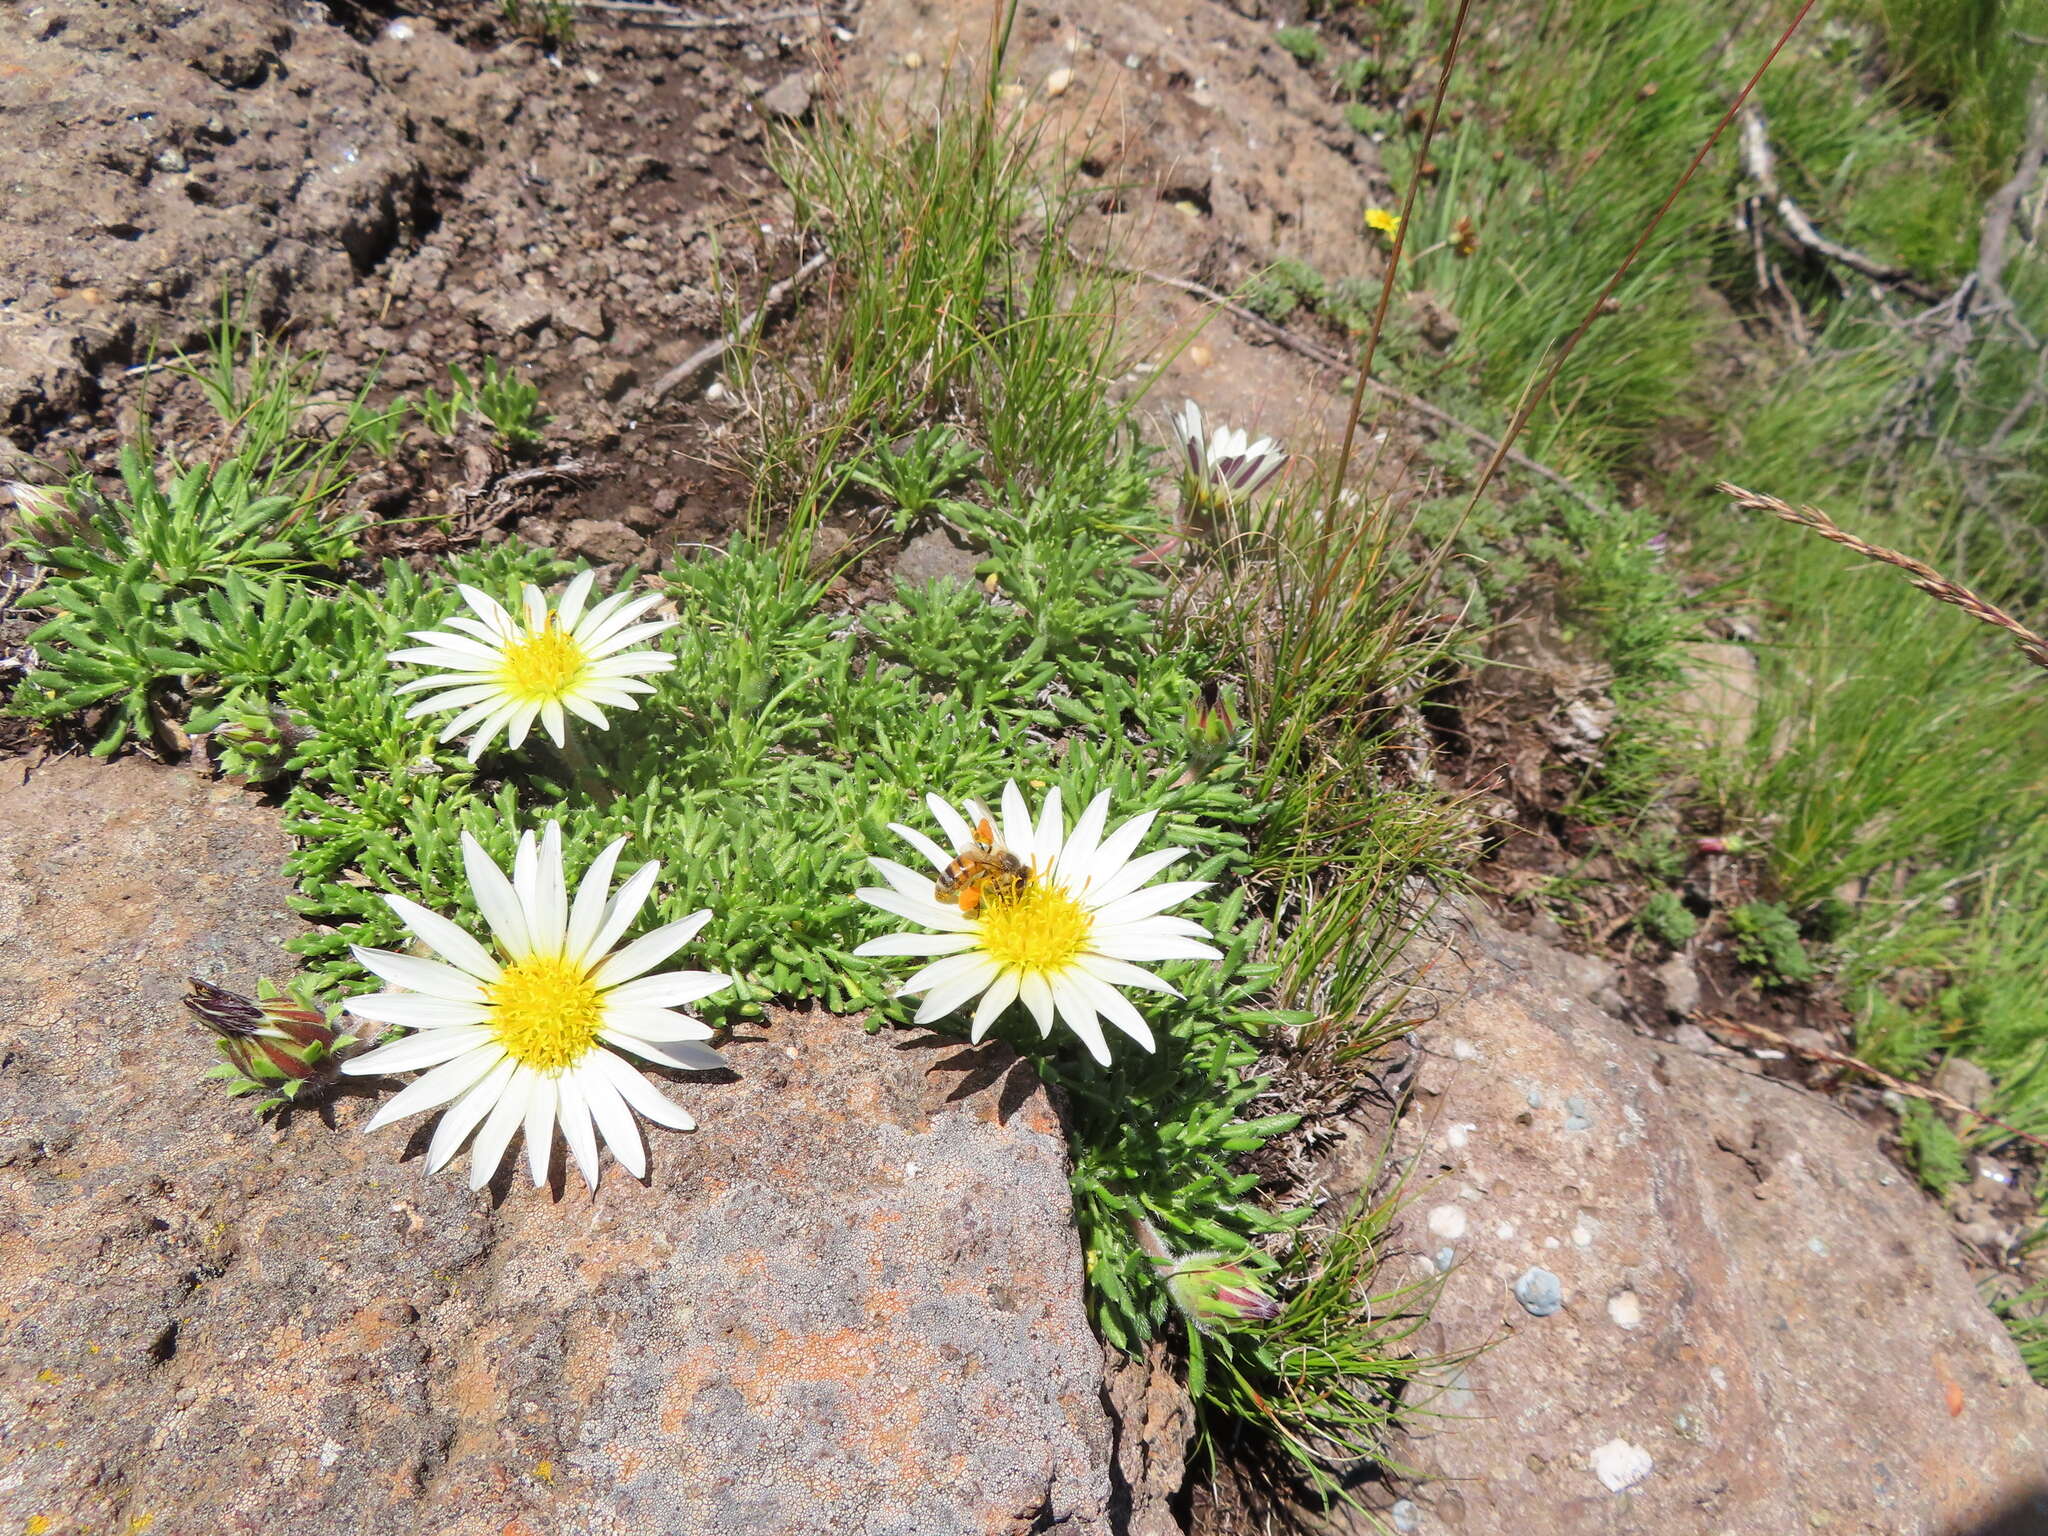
[
  {"xmin": 1160, "ymin": 1251, "xmax": 1284, "ymax": 1333},
  {"xmin": 185, "ymin": 979, "xmax": 354, "ymax": 1114},
  {"xmin": 1184, "ymin": 680, "xmax": 1240, "ymax": 777}
]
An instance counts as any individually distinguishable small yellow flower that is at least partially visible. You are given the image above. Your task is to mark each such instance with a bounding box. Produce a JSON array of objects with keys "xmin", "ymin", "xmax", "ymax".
[{"xmin": 1365, "ymin": 206, "xmax": 1402, "ymax": 239}]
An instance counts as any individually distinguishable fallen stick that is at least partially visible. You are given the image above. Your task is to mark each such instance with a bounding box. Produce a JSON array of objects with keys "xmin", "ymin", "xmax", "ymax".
[
  {"xmin": 1737, "ymin": 104, "xmax": 1940, "ymax": 302},
  {"xmin": 575, "ymin": 1, "xmax": 845, "ymax": 25},
  {"xmin": 1081, "ymin": 253, "xmax": 1605, "ymax": 513},
  {"xmin": 1700, "ymin": 1013, "xmax": 2048, "ymax": 1156},
  {"xmin": 632, "ymin": 249, "xmax": 832, "ymax": 410}
]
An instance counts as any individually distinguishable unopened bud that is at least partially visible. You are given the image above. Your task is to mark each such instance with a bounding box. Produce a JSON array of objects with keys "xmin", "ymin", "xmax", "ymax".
[
  {"xmin": 1160, "ymin": 1251, "xmax": 1284, "ymax": 1332},
  {"xmin": 1184, "ymin": 680, "xmax": 1240, "ymax": 777},
  {"xmin": 185, "ymin": 978, "xmax": 354, "ymax": 1114}
]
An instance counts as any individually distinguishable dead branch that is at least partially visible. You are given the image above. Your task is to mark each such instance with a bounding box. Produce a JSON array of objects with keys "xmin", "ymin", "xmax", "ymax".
[
  {"xmin": 1076, "ymin": 252, "xmax": 1604, "ymax": 513},
  {"xmin": 574, "ymin": 1, "xmax": 846, "ymax": 27},
  {"xmin": 1702, "ymin": 1013, "xmax": 2048, "ymax": 1155},
  {"xmin": 1737, "ymin": 103, "xmax": 1941, "ymax": 302},
  {"xmin": 632, "ymin": 248, "xmax": 832, "ymax": 410},
  {"xmin": 1718, "ymin": 480, "xmax": 2048, "ymax": 673}
]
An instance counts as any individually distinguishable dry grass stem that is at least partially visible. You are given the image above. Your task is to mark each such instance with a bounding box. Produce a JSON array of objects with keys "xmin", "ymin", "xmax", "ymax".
[{"xmin": 1718, "ymin": 480, "xmax": 2048, "ymax": 673}]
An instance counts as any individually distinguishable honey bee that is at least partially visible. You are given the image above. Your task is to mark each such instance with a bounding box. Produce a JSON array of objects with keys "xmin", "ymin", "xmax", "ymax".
[{"xmin": 934, "ymin": 815, "xmax": 1031, "ymax": 914}]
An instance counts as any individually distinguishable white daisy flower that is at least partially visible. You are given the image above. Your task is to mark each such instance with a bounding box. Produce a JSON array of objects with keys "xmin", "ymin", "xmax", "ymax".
[
  {"xmin": 389, "ymin": 569, "xmax": 677, "ymax": 762},
  {"xmin": 853, "ymin": 782, "xmax": 1224, "ymax": 1067},
  {"xmin": 341, "ymin": 823, "xmax": 731, "ymax": 1191},
  {"xmin": 1167, "ymin": 399, "xmax": 1288, "ymax": 511}
]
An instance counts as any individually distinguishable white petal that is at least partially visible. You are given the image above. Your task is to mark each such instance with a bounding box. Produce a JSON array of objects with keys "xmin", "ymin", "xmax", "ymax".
[
  {"xmin": 526, "ymin": 823, "xmax": 569, "ymax": 956},
  {"xmin": 600, "ymin": 1008, "xmax": 716, "ymax": 1043},
  {"xmin": 427, "ymin": 1055, "xmax": 520, "ymax": 1174},
  {"xmin": 344, "ymin": 993, "xmax": 492, "ymax": 1030},
  {"xmin": 1053, "ymin": 791, "xmax": 1111, "ymax": 888},
  {"xmin": 1085, "ymin": 848, "xmax": 1192, "ymax": 909},
  {"xmin": 519, "ymin": 583, "xmax": 548, "ymax": 632},
  {"xmin": 586, "ymin": 861, "xmax": 661, "ymax": 961},
  {"xmin": 900, "ymin": 949, "xmax": 1001, "ymax": 998},
  {"xmin": 852, "ymin": 931, "xmax": 978, "ymax": 958},
  {"xmin": 439, "ymin": 613, "xmax": 515, "ymax": 647},
  {"xmin": 1090, "ymin": 880, "xmax": 1211, "ymax": 927},
  {"xmin": 1087, "ymin": 810, "xmax": 1159, "ymax": 888},
  {"xmin": 577, "ymin": 1061, "xmax": 646, "ymax": 1179},
  {"xmin": 563, "ymin": 692, "xmax": 610, "ymax": 729},
  {"xmin": 583, "ymin": 621, "xmax": 676, "ymax": 659},
  {"xmin": 554, "ymin": 1070, "xmax": 601, "ymax": 1191},
  {"xmin": 1050, "ymin": 973, "xmax": 1112, "ymax": 1065},
  {"xmin": 855, "ymin": 887, "xmax": 974, "ymax": 932},
  {"xmin": 913, "ymin": 957, "xmax": 1003, "ymax": 1024},
  {"xmin": 1070, "ymin": 969, "xmax": 1156, "ymax": 1052},
  {"xmin": 589, "ymin": 910, "xmax": 714, "ymax": 989},
  {"xmin": 601, "ymin": 969, "xmax": 730, "ymax": 1009},
  {"xmin": 969, "ymin": 969, "xmax": 1021, "ymax": 1042},
  {"xmin": 1075, "ymin": 952, "xmax": 1182, "ymax": 997},
  {"xmin": 1000, "ymin": 781, "xmax": 1034, "ymax": 861},
  {"xmin": 401, "ymin": 627, "xmax": 503, "ymax": 660},
  {"xmin": 385, "ymin": 894, "xmax": 501, "ymax": 982},
  {"xmin": 566, "ymin": 838, "xmax": 629, "ymax": 961},
  {"xmin": 457, "ymin": 583, "xmax": 518, "ymax": 636},
  {"xmin": 1034, "ymin": 786, "xmax": 1064, "ymax": 866},
  {"xmin": 586, "ymin": 1048, "xmax": 696, "ymax": 1131},
  {"xmin": 926, "ymin": 793, "xmax": 974, "ymax": 851},
  {"xmin": 1018, "ymin": 970, "xmax": 1055, "ymax": 1037},
  {"xmin": 463, "ymin": 832, "xmax": 533, "ymax": 959},
  {"xmin": 869, "ymin": 856, "xmax": 943, "ymax": 903},
  {"xmin": 362, "ymin": 1044, "xmax": 505, "ymax": 1131},
  {"xmin": 1089, "ymin": 933, "xmax": 1224, "ymax": 962},
  {"xmin": 504, "ymin": 699, "xmax": 544, "ymax": 750},
  {"xmin": 401, "ymin": 683, "xmax": 506, "ymax": 717},
  {"xmin": 522, "ymin": 1074, "xmax": 558, "ymax": 1187},
  {"xmin": 468, "ymin": 1066, "xmax": 536, "ymax": 1189},
  {"xmin": 888, "ymin": 821, "xmax": 953, "ymax": 874},
  {"xmin": 540, "ymin": 699, "xmax": 568, "ymax": 749},
  {"xmin": 623, "ymin": 1038, "xmax": 728, "ymax": 1072},
  {"xmin": 555, "ymin": 569, "xmax": 598, "ymax": 633},
  {"xmin": 346, "ymin": 1025, "xmax": 497, "ymax": 1078},
  {"xmin": 576, "ymin": 591, "xmax": 662, "ymax": 646},
  {"xmin": 348, "ymin": 946, "xmax": 487, "ymax": 1004},
  {"xmin": 389, "ymin": 645, "xmax": 501, "ymax": 672}
]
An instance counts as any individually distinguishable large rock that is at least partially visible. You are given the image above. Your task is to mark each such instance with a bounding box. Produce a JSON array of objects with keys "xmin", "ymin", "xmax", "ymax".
[
  {"xmin": 1343, "ymin": 903, "xmax": 2048, "ymax": 1535},
  {"xmin": 0, "ymin": 756, "xmax": 1111, "ymax": 1535}
]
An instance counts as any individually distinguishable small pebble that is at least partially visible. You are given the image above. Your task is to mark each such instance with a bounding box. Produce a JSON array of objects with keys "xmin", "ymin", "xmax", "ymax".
[
  {"xmin": 1435, "ymin": 1246, "xmax": 1456, "ymax": 1273},
  {"xmin": 1446, "ymin": 1121, "xmax": 1476, "ymax": 1150},
  {"xmin": 1390, "ymin": 1499, "xmax": 1420, "ymax": 1533},
  {"xmin": 1495, "ymin": 1221, "xmax": 1517, "ymax": 1240},
  {"xmin": 1527, "ymin": 1087, "xmax": 1546, "ymax": 1109},
  {"xmin": 1571, "ymin": 1223, "xmax": 1593, "ymax": 1248},
  {"xmin": 1607, "ymin": 1290, "xmax": 1643, "ymax": 1329},
  {"xmin": 1045, "ymin": 66, "xmax": 1074, "ymax": 95},
  {"xmin": 1807, "ymin": 1237, "xmax": 1828, "ymax": 1256},
  {"xmin": 1513, "ymin": 1267, "xmax": 1564, "ymax": 1317},
  {"xmin": 1590, "ymin": 1438, "xmax": 1654, "ymax": 1493},
  {"xmin": 1452, "ymin": 1038, "xmax": 1478, "ymax": 1061},
  {"xmin": 1427, "ymin": 1204, "xmax": 1469, "ymax": 1241},
  {"xmin": 1564, "ymin": 1094, "xmax": 1595, "ymax": 1132}
]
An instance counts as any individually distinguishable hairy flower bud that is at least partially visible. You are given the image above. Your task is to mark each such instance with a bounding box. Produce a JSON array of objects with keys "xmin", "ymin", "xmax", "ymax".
[
  {"xmin": 1161, "ymin": 1251, "xmax": 1284, "ymax": 1333},
  {"xmin": 185, "ymin": 978, "xmax": 354, "ymax": 1115},
  {"xmin": 1184, "ymin": 680, "xmax": 1240, "ymax": 777}
]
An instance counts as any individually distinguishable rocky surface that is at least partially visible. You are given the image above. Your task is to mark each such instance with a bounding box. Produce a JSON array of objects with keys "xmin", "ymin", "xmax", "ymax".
[
  {"xmin": 1341, "ymin": 903, "xmax": 2048, "ymax": 1536},
  {"xmin": 0, "ymin": 756, "xmax": 1112, "ymax": 1536}
]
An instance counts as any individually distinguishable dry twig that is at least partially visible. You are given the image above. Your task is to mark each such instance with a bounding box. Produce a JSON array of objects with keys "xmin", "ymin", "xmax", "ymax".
[
  {"xmin": 1737, "ymin": 104, "xmax": 1941, "ymax": 302},
  {"xmin": 575, "ymin": 1, "xmax": 845, "ymax": 27},
  {"xmin": 1702, "ymin": 1014, "xmax": 2048, "ymax": 1155},
  {"xmin": 1718, "ymin": 480, "xmax": 2048, "ymax": 672},
  {"xmin": 632, "ymin": 249, "xmax": 832, "ymax": 410}
]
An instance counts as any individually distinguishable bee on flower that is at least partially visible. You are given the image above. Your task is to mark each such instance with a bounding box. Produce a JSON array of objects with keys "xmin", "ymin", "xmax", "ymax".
[
  {"xmin": 1166, "ymin": 399, "xmax": 1288, "ymax": 519},
  {"xmin": 853, "ymin": 782, "xmax": 1223, "ymax": 1067},
  {"xmin": 341, "ymin": 823, "xmax": 731, "ymax": 1191},
  {"xmin": 388, "ymin": 569, "xmax": 677, "ymax": 762}
]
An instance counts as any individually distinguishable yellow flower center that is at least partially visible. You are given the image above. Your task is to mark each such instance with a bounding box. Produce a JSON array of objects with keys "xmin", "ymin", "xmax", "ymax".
[
  {"xmin": 976, "ymin": 880, "xmax": 1092, "ymax": 975},
  {"xmin": 486, "ymin": 953, "xmax": 605, "ymax": 1073},
  {"xmin": 496, "ymin": 619, "xmax": 588, "ymax": 704}
]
